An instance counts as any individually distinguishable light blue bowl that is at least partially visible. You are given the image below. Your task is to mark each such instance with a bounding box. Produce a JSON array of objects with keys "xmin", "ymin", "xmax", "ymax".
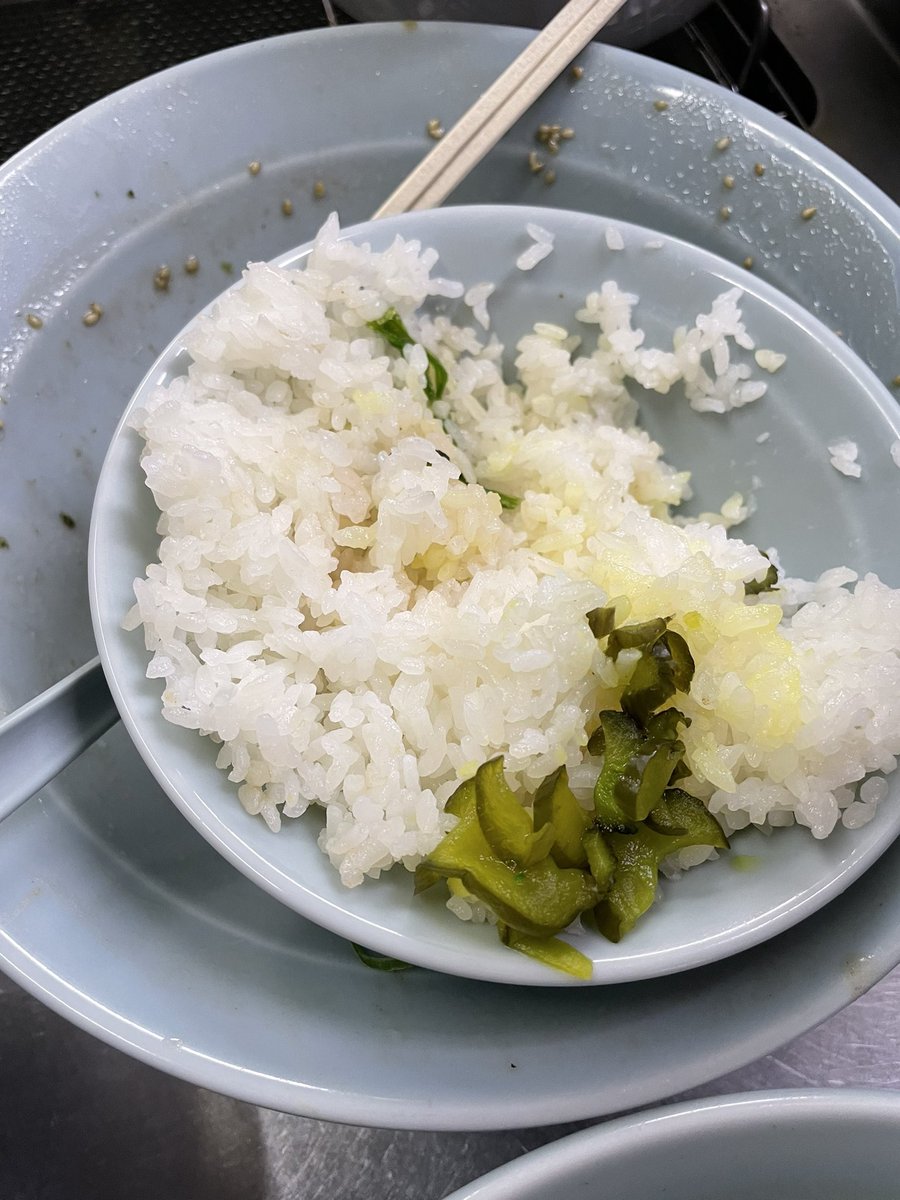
[
  {"xmin": 445, "ymin": 1089, "xmax": 900, "ymax": 1199},
  {"xmin": 90, "ymin": 204, "xmax": 900, "ymax": 986}
]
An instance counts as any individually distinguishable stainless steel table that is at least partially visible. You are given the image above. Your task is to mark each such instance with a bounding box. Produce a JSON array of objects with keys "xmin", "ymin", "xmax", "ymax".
[
  {"xmin": 1, "ymin": 968, "xmax": 899, "ymax": 1198},
  {"xmin": 1, "ymin": 1, "xmax": 898, "ymax": 1196}
]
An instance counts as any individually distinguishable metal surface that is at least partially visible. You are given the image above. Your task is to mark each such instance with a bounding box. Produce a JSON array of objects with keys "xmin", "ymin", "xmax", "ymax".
[
  {"xmin": 1, "ymin": 968, "xmax": 899, "ymax": 1198},
  {"xmin": 0, "ymin": 0, "xmax": 898, "ymax": 1196}
]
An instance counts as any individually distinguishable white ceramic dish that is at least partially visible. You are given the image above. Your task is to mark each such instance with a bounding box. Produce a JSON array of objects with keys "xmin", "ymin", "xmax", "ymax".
[
  {"xmin": 0, "ymin": 23, "xmax": 899, "ymax": 1123},
  {"xmin": 91, "ymin": 204, "xmax": 900, "ymax": 987},
  {"xmin": 446, "ymin": 1089, "xmax": 900, "ymax": 1199}
]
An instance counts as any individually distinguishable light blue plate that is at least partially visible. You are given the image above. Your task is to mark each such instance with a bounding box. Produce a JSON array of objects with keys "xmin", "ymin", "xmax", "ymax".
[
  {"xmin": 1, "ymin": 22, "xmax": 899, "ymax": 1122},
  {"xmin": 91, "ymin": 204, "xmax": 900, "ymax": 987},
  {"xmin": 446, "ymin": 1089, "xmax": 900, "ymax": 1199}
]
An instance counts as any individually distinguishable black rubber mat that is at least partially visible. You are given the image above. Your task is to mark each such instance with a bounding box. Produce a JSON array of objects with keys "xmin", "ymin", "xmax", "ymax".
[{"xmin": 0, "ymin": 0, "xmax": 329, "ymax": 161}]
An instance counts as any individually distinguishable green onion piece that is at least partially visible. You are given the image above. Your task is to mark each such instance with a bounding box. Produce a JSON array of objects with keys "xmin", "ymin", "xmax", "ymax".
[
  {"xmin": 498, "ymin": 924, "xmax": 593, "ymax": 981},
  {"xmin": 351, "ymin": 943, "xmax": 414, "ymax": 972},
  {"xmin": 533, "ymin": 766, "xmax": 591, "ymax": 869},
  {"xmin": 424, "ymin": 351, "xmax": 448, "ymax": 403},
  {"xmin": 367, "ymin": 307, "xmax": 447, "ymax": 403},
  {"xmin": 486, "ymin": 489, "xmax": 521, "ymax": 510}
]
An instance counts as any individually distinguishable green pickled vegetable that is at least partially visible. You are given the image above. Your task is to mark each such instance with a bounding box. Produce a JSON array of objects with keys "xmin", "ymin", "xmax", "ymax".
[
  {"xmin": 422, "ymin": 845, "xmax": 598, "ymax": 939},
  {"xmin": 590, "ymin": 708, "xmax": 687, "ymax": 826},
  {"xmin": 474, "ymin": 757, "xmax": 555, "ymax": 869},
  {"xmin": 499, "ymin": 924, "xmax": 593, "ymax": 981},
  {"xmin": 586, "ymin": 606, "xmax": 616, "ymax": 640},
  {"xmin": 533, "ymin": 766, "xmax": 591, "ymax": 869},
  {"xmin": 745, "ymin": 559, "xmax": 779, "ymax": 595},
  {"xmin": 643, "ymin": 788, "xmax": 730, "ymax": 857},
  {"xmin": 594, "ymin": 788, "xmax": 729, "ymax": 942},
  {"xmin": 602, "ymin": 616, "xmax": 694, "ymax": 725},
  {"xmin": 593, "ymin": 830, "xmax": 658, "ymax": 942},
  {"xmin": 418, "ymin": 764, "xmax": 598, "ymax": 940},
  {"xmin": 445, "ymin": 776, "xmax": 475, "ymax": 818},
  {"xmin": 582, "ymin": 827, "xmax": 616, "ymax": 894},
  {"xmin": 606, "ymin": 617, "xmax": 669, "ymax": 657},
  {"xmin": 367, "ymin": 308, "xmax": 448, "ymax": 403},
  {"xmin": 619, "ymin": 632, "xmax": 694, "ymax": 726},
  {"xmin": 623, "ymin": 713, "xmax": 687, "ymax": 823},
  {"xmin": 351, "ymin": 943, "xmax": 414, "ymax": 972},
  {"xmin": 590, "ymin": 710, "xmax": 644, "ymax": 827}
]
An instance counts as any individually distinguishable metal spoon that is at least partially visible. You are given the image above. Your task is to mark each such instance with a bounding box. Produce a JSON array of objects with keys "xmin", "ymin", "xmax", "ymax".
[
  {"xmin": 0, "ymin": 659, "xmax": 118, "ymax": 820},
  {"xmin": 0, "ymin": 0, "xmax": 627, "ymax": 817}
]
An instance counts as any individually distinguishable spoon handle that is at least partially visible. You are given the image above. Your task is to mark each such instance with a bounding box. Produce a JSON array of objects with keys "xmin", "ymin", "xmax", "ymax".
[{"xmin": 0, "ymin": 658, "xmax": 119, "ymax": 822}]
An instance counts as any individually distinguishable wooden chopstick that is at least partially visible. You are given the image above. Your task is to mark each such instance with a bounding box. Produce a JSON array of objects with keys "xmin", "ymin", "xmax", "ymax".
[{"xmin": 371, "ymin": 0, "xmax": 629, "ymax": 219}]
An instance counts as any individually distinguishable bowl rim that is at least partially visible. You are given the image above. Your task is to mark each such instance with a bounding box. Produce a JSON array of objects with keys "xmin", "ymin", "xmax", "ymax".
[{"xmin": 443, "ymin": 1087, "xmax": 900, "ymax": 1198}]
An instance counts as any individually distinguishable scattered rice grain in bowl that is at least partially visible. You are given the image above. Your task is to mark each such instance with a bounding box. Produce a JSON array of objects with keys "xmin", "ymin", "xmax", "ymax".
[{"xmin": 123, "ymin": 212, "xmax": 900, "ymax": 979}]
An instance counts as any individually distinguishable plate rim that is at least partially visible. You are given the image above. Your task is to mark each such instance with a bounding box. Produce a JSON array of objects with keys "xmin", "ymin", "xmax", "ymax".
[{"xmin": 443, "ymin": 1087, "xmax": 900, "ymax": 1197}]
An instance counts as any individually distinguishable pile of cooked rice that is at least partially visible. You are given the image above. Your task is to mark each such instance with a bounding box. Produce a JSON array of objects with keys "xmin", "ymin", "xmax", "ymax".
[{"xmin": 126, "ymin": 215, "xmax": 900, "ymax": 895}]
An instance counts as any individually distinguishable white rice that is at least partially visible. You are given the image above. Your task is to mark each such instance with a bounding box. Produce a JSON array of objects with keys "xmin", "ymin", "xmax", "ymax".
[
  {"xmin": 755, "ymin": 348, "xmax": 786, "ymax": 373},
  {"xmin": 605, "ymin": 225, "xmax": 625, "ymax": 251},
  {"xmin": 829, "ymin": 439, "xmax": 862, "ymax": 477},
  {"xmin": 126, "ymin": 215, "xmax": 900, "ymax": 897},
  {"xmin": 516, "ymin": 223, "xmax": 555, "ymax": 271},
  {"xmin": 464, "ymin": 282, "xmax": 494, "ymax": 331}
]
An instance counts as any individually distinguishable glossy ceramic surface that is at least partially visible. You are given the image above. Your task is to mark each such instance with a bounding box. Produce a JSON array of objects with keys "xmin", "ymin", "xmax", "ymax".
[
  {"xmin": 0, "ymin": 23, "xmax": 898, "ymax": 1124},
  {"xmin": 446, "ymin": 1089, "xmax": 900, "ymax": 1199},
  {"xmin": 91, "ymin": 204, "xmax": 900, "ymax": 986}
]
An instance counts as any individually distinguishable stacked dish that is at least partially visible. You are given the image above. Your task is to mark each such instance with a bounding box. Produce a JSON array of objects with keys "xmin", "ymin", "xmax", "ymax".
[{"xmin": 1, "ymin": 21, "xmax": 899, "ymax": 1127}]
